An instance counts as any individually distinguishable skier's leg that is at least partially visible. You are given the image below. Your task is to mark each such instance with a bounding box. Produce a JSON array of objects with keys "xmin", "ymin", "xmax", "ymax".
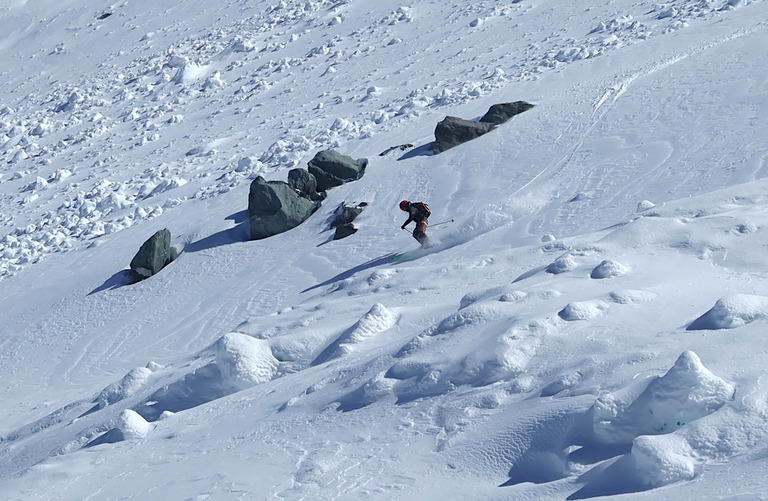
[{"xmin": 414, "ymin": 221, "xmax": 430, "ymax": 247}]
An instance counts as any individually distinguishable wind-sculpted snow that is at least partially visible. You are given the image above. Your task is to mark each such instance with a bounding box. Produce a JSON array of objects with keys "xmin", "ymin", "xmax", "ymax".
[
  {"xmin": 3, "ymin": 0, "xmax": 768, "ymax": 499},
  {"xmin": 95, "ymin": 366, "xmax": 153, "ymax": 409},
  {"xmin": 312, "ymin": 303, "xmax": 398, "ymax": 365},
  {"xmin": 687, "ymin": 294, "xmax": 768, "ymax": 330},
  {"xmin": 591, "ymin": 351, "xmax": 735, "ymax": 443}
]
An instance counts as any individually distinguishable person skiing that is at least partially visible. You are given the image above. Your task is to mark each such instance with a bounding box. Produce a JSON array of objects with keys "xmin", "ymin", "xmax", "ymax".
[{"xmin": 399, "ymin": 200, "xmax": 431, "ymax": 247}]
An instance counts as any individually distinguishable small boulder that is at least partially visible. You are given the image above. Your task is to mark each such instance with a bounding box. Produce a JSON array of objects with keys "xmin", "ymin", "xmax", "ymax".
[
  {"xmin": 334, "ymin": 223, "xmax": 358, "ymax": 240},
  {"xmin": 248, "ymin": 176, "xmax": 318, "ymax": 240},
  {"xmin": 479, "ymin": 101, "xmax": 534, "ymax": 125},
  {"xmin": 129, "ymin": 228, "xmax": 178, "ymax": 280},
  {"xmin": 287, "ymin": 168, "xmax": 321, "ymax": 200},
  {"xmin": 432, "ymin": 116, "xmax": 496, "ymax": 154},
  {"xmin": 307, "ymin": 150, "xmax": 368, "ymax": 192},
  {"xmin": 330, "ymin": 202, "xmax": 367, "ymax": 240},
  {"xmin": 331, "ymin": 202, "xmax": 367, "ymax": 228}
]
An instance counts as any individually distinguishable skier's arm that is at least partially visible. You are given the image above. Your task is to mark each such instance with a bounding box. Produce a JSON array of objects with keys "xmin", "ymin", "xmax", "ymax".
[{"xmin": 401, "ymin": 216, "xmax": 413, "ymax": 229}]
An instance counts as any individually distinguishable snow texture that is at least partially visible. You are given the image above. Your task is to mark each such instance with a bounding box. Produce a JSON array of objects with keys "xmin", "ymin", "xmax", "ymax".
[{"xmin": 2, "ymin": 0, "xmax": 768, "ymax": 499}]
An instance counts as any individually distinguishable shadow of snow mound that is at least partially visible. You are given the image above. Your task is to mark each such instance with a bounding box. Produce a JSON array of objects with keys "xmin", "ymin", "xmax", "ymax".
[{"xmin": 687, "ymin": 294, "xmax": 768, "ymax": 330}]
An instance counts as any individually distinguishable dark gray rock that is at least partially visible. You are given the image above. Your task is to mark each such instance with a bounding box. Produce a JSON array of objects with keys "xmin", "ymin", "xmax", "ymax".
[
  {"xmin": 130, "ymin": 228, "xmax": 178, "ymax": 280},
  {"xmin": 307, "ymin": 150, "xmax": 367, "ymax": 192},
  {"xmin": 479, "ymin": 101, "xmax": 535, "ymax": 125},
  {"xmin": 287, "ymin": 168, "xmax": 319, "ymax": 200},
  {"xmin": 248, "ymin": 176, "xmax": 318, "ymax": 240},
  {"xmin": 333, "ymin": 223, "xmax": 358, "ymax": 240},
  {"xmin": 331, "ymin": 202, "xmax": 367, "ymax": 228},
  {"xmin": 432, "ymin": 116, "xmax": 496, "ymax": 154}
]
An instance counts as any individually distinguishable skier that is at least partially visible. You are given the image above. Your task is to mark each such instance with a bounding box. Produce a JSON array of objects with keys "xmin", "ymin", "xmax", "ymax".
[{"xmin": 399, "ymin": 200, "xmax": 431, "ymax": 247}]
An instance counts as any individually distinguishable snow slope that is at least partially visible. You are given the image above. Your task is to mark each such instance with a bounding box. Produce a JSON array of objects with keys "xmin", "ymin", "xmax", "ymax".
[{"xmin": 2, "ymin": 0, "xmax": 768, "ymax": 499}]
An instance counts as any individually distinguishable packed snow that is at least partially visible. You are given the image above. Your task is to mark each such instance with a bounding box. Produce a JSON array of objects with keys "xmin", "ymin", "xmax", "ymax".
[{"xmin": 2, "ymin": 0, "xmax": 768, "ymax": 499}]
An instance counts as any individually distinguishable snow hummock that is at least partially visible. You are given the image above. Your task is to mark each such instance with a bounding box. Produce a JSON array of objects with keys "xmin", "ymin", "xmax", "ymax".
[
  {"xmin": 1, "ymin": 0, "xmax": 768, "ymax": 499},
  {"xmin": 591, "ymin": 351, "xmax": 735, "ymax": 444},
  {"xmin": 688, "ymin": 294, "xmax": 768, "ymax": 330},
  {"xmin": 213, "ymin": 333, "xmax": 279, "ymax": 391}
]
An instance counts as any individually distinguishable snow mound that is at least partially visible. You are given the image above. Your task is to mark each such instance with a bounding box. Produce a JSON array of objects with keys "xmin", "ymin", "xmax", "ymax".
[
  {"xmin": 117, "ymin": 409, "xmax": 153, "ymax": 440},
  {"xmin": 546, "ymin": 254, "xmax": 578, "ymax": 274},
  {"xmin": 608, "ymin": 289, "xmax": 656, "ymax": 304},
  {"xmin": 559, "ymin": 300, "xmax": 610, "ymax": 321},
  {"xmin": 313, "ymin": 303, "xmax": 398, "ymax": 364},
  {"xmin": 453, "ymin": 330, "xmax": 539, "ymax": 386},
  {"xmin": 592, "ymin": 351, "xmax": 735, "ymax": 443},
  {"xmin": 213, "ymin": 333, "xmax": 279, "ymax": 391},
  {"xmin": 345, "ymin": 303, "xmax": 398, "ymax": 344},
  {"xmin": 590, "ymin": 259, "xmax": 629, "ymax": 279},
  {"xmin": 96, "ymin": 366, "xmax": 153, "ymax": 408},
  {"xmin": 687, "ymin": 294, "xmax": 768, "ymax": 330},
  {"xmin": 632, "ymin": 434, "xmax": 697, "ymax": 487}
]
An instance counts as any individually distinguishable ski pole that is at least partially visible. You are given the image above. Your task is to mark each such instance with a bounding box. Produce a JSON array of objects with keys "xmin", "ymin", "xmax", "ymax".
[{"xmin": 430, "ymin": 218, "xmax": 454, "ymax": 227}]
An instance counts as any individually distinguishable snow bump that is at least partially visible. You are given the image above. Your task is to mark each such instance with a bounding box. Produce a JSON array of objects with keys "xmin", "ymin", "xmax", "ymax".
[
  {"xmin": 688, "ymin": 294, "xmax": 768, "ymax": 330},
  {"xmin": 214, "ymin": 332, "xmax": 280, "ymax": 391}
]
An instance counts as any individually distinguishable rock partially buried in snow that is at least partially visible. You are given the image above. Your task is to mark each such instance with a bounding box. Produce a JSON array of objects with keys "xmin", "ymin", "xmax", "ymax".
[
  {"xmin": 129, "ymin": 228, "xmax": 178, "ymax": 280},
  {"xmin": 287, "ymin": 167, "xmax": 320, "ymax": 200},
  {"xmin": 687, "ymin": 294, "xmax": 768, "ymax": 330},
  {"xmin": 479, "ymin": 101, "xmax": 535, "ymax": 125},
  {"xmin": 247, "ymin": 176, "xmax": 318, "ymax": 240},
  {"xmin": 637, "ymin": 199, "xmax": 656, "ymax": 212},
  {"xmin": 591, "ymin": 351, "xmax": 735, "ymax": 444},
  {"xmin": 432, "ymin": 116, "xmax": 496, "ymax": 154},
  {"xmin": 213, "ymin": 333, "xmax": 279, "ymax": 391}
]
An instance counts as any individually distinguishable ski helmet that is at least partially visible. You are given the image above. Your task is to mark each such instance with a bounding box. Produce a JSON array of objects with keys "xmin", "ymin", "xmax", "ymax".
[{"xmin": 399, "ymin": 200, "xmax": 410, "ymax": 211}]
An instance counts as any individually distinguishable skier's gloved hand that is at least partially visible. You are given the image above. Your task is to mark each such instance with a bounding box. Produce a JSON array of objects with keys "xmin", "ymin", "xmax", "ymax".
[{"xmin": 401, "ymin": 224, "xmax": 407, "ymax": 230}]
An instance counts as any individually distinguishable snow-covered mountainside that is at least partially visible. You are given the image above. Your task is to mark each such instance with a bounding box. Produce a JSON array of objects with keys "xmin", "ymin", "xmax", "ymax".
[{"xmin": 2, "ymin": 0, "xmax": 768, "ymax": 499}]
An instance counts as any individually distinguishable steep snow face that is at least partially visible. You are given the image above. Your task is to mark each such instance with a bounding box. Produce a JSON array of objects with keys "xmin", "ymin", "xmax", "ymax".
[{"xmin": 2, "ymin": 0, "xmax": 768, "ymax": 500}]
